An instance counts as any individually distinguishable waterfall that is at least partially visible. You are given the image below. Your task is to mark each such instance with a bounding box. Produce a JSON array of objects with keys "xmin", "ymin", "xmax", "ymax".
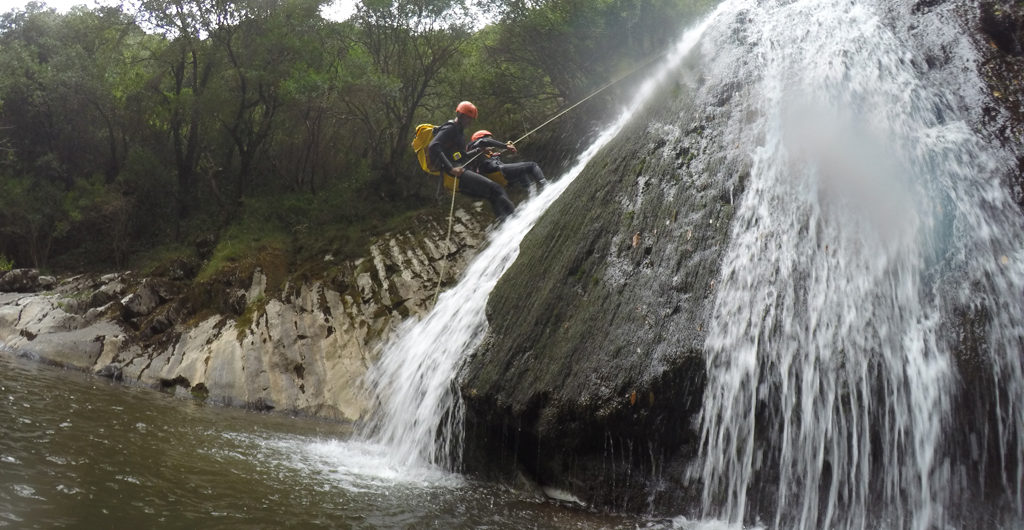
[
  {"xmin": 353, "ymin": 0, "xmax": 1024, "ymax": 527},
  {"xmin": 699, "ymin": 1, "xmax": 1024, "ymax": 529},
  {"xmin": 358, "ymin": 6, "xmax": 731, "ymax": 472}
]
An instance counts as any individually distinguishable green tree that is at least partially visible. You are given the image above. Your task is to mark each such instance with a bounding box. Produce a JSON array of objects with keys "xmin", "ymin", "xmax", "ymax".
[
  {"xmin": 461, "ymin": 0, "xmax": 717, "ymax": 167},
  {"xmin": 205, "ymin": 0, "xmax": 329, "ymax": 200},
  {"xmin": 269, "ymin": 14, "xmax": 355, "ymax": 196},
  {"xmin": 136, "ymin": 0, "xmax": 221, "ymax": 232},
  {"xmin": 344, "ymin": 0, "xmax": 474, "ymax": 193},
  {"xmin": 0, "ymin": 5, "xmax": 147, "ymax": 182},
  {"xmin": 487, "ymin": 0, "xmax": 715, "ymax": 102},
  {"xmin": 0, "ymin": 173, "xmax": 66, "ymax": 268},
  {"xmin": 0, "ymin": 4, "xmax": 150, "ymax": 267},
  {"xmin": 0, "ymin": 0, "xmax": 715, "ymax": 272}
]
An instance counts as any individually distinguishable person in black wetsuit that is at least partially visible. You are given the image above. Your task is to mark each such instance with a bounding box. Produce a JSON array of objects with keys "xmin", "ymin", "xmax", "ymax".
[
  {"xmin": 466, "ymin": 130, "xmax": 548, "ymax": 190},
  {"xmin": 427, "ymin": 101, "xmax": 515, "ymax": 219}
]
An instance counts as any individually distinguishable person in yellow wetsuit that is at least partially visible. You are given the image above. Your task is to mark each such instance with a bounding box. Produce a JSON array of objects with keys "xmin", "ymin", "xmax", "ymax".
[{"xmin": 465, "ymin": 130, "xmax": 548, "ymax": 191}]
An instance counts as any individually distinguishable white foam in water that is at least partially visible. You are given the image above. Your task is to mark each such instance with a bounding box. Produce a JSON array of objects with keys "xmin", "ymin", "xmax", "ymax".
[
  {"xmin": 216, "ymin": 431, "xmax": 462, "ymax": 492},
  {"xmin": 295, "ymin": 439, "xmax": 463, "ymax": 489},
  {"xmin": 665, "ymin": 517, "xmax": 763, "ymax": 530},
  {"xmin": 542, "ymin": 486, "xmax": 585, "ymax": 505}
]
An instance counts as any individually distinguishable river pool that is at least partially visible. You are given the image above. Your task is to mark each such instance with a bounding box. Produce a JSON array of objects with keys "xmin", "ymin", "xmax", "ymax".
[{"xmin": 0, "ymin": 354, "xmax": 722, "ymax": 529}]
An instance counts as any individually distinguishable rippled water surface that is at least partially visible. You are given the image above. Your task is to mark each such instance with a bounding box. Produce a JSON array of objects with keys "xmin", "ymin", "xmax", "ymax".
[{"xmin": 0, "ymin": 355, "xmax": 686, "ymax": 529}]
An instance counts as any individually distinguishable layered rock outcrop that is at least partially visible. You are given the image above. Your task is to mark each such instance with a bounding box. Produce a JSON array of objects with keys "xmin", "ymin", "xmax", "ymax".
[{"xmin": 0, "ymin": 208, "xmax": 489, "ymax": 422}]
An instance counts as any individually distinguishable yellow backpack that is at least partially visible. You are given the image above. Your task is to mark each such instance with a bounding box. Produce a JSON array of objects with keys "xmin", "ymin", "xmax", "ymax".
[
  {"xmin": 412, "ymin": 123, "xmax": 441, "ymax": 176},
  {"xmin": 410, "ymin": 122, "xmax": 507, "ymax": 191}
]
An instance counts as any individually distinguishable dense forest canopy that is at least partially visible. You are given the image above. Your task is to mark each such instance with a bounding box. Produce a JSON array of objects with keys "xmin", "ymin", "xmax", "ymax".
[{"xmin": 0, "ymin": 0, "xmax": 714, "ymax": 274}]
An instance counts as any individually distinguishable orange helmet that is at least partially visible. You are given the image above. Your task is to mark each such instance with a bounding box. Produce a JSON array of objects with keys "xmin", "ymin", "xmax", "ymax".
[
  {"xmin": 455, "ymin": 101, "xmax": 478, "ymax": 119},
  {"xmin": 471, "ymin": 130, "xmax": 492, "ymax": 142}
]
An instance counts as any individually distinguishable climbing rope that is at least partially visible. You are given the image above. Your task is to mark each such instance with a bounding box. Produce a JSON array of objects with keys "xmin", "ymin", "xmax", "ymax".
[
  {"xmin": 431, "ymin": 50, "xmax": 670, "ymax": 304},
  {"xmin": 432, "ymin": 173, "xmax": 461, "ymax": 304}
]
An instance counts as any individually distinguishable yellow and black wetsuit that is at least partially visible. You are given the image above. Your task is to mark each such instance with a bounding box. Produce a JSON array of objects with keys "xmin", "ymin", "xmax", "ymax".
[{"xmin": 466, "ymin": 136, "xmax": 547, "ymax": 189}]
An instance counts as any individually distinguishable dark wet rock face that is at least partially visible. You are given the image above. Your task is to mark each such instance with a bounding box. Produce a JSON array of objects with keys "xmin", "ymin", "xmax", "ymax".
[
  {"xmin": 460, "ymin": 41, "xmax": 753, "ymax": 510},
  {"xmin": 945, "ymin": 1, "xmax": 1024, "ymax": 513},
  {"xmin": 980, "ymin": 1, "xmax": 1023, "ymax": 56},
  {"xmin": 976, "ymin": 2, "xmax": 1024, "ymax": 209}
]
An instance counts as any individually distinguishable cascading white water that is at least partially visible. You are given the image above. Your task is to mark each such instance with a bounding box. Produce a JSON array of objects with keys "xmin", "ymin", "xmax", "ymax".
[
  {"xmin": 699, "ymin": 1, "xmax": 1024, "ymax": 529},
  {"xmin": 353, "ymin": 0, "xmax": 1024, "ymax": 527},
  {"xmin": 358, "ymin": 6, "xmax": 733, "ymax": 472}
]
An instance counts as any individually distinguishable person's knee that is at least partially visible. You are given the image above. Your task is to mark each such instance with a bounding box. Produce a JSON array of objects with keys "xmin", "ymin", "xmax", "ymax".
[
  {"xmin": 458, "ymin": 171, "xmax": 494, "ymax": 196},
  {"xmin": 496, "ymin": 198, "xmax": 515, "ymax": 218},
  {"xmin": 483, "ymin": 179, "xmax": 506, "ymax": 199},
  {"xmin": 488, "ymin": 184, "xmax": 514, "ymax": 216}
]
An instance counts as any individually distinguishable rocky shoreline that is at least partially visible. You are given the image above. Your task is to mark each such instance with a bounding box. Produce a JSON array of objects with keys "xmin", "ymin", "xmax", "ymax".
[{"xmin": 0, "ymin": 207, "xmax": 490, "ymax": 422}]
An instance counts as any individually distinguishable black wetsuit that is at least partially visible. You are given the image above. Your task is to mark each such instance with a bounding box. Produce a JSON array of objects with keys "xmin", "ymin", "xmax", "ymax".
[
  {"xmin": 428, "ymin": 120, "xmax": 515, "ymax": 219},
  {"xmin": 466, "ymin": 137, "xmax": 547, "ymax": 188}
]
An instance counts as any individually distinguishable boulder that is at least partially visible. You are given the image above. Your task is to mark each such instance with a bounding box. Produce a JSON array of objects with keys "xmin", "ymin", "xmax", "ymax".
[
  {"xmin": 0, "ymin": 269, "xmax": 40, "ymax": 293},
  {"xmin": 90, "ymin": 278, "xmax": 127, "ymax": 308},
  {"xmin": 121, "ymin": 280, "xmax": 162, "ymax": 318}
]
